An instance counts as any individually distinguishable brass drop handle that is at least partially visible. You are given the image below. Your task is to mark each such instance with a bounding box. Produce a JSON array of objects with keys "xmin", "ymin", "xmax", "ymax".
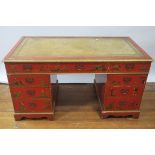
[
  {"xmin": 123, "ymin": 77, "xmax": 132, "ymax": 84},
  {"xmin": 133, "ymin": 88, "xmax": 138, "ymax": 95},
  {"xmin": 95, "ymin": 65, "xmax": 103, "ymax": 71},
  {"xmin": 121, "ymin": 89, "xmax": 129, "ymax": 95},
  {"xmin": 125, "ymin": 64, "xmax": 135, "ymax": 70},
  {"xmin": 142, "ymin": 79, "xmax": 146, "ymax": 84},
  {"xmin": 77, "ymin": 68, "xmax": 82, "ymax": 71},
  {"xmin": 112, "ymin": 64, "xmax": 120, "ymax": 71},
  {"xmin": 75, "ymin": 64, "xmax": 83, "ymax": 71},
  {"xmin": 25, "ymin": 78, "xmax": 34, "ymax": 84},
  {"xmin": 13, "ymin": 81, "xmax": 23, "ymax": 86},
  {"xmin": 27, "ymin": 90, "xmax": 35, "ymax": 96},
  {"xmin": 23, "ymin": 64, "xmax": 32, "ymax": 71}
]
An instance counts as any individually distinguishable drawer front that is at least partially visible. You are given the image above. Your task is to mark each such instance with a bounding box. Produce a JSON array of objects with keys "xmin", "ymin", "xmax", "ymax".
[
  {"xmin": 13, "ymin": 98, "xmax": 52, "ymax": 113},
  {"xmin": 103, "ymin": 98, "xmax": 141, "ymax": 111},
  {"xmin": 109, "ymin": 62, "xmax": 150, "ymax": 73},
  {"xmin": 5, "ymin": 62, "xmax": 151, "ymax": 73},
  {"xmin": 104, "ymin": 86, "xmax": 145, "ymax": 98},
  {"xmin": 10, "ymin": 87, "xmax": 52, "ymax": 99},
  {"xmin": 8, "ymin": 74, "xmax": 50, "ymax": 87},
  {"xmin": 5, "ymin": 63, "xmax": 107, "ymax": 73},
  {"xmin": 107, "ymin": 74, "xmax": 147, "ymax": 86}
]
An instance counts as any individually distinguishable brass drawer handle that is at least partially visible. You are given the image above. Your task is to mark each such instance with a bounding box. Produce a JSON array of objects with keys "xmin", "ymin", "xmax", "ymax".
[
  {"xmin": 133, "ymin": 88, "xmax": 138, "ymax": 95},
  {"xmin": 27, "ymin": 90, "xmax": 35, "ymax": 96},
  {"xmin": 12, "ymin": 92, "xmax": 21, "ymax": 98},
  {"xmin": 120, "ymin": 89, "xmax": 129, "ymax": 95},
  {"xmin": 23, "ymin": 64, "xmax": 32, "ymax": 71},
  {"xmin": 25, "ymin": 78, "xmax": 34, "ymax": 84},
  {"xmin": 75, "ymin": 64, "xmax": 84, "ymax": 71},
  {"xmin": 123, "ymin": 77, "xmax": 132, "ymax": 84},
  {"xmin": 125, "ymin": 64, "xmax": 135, "ymax": 71},
  {"xmin": 94, "ymin": 65, "xmax": 103, "ymax": 71},
  {"xmin": 112, "ymin": 64, "xmax": 121, "ymax": 71},
  {"xmin": 12, "ymin": 81, "xmax": 23, "ymax": 86}
]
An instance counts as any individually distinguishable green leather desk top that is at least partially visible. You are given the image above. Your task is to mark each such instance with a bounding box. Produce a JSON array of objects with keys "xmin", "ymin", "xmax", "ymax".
[{"xmin": 4, "ymin": 37, "xmax": 152, "ymax": 62}]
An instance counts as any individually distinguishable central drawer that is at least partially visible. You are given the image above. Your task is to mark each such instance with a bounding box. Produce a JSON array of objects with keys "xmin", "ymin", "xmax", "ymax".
[{"xmin": 5, "ymin": 62, "xmax": 151, "ymax": 73}]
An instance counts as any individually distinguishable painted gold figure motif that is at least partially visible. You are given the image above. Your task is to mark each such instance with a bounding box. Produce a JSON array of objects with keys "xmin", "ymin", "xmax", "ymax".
[
  {"xmin": 12, "ymin": 92, "xmax": 21, "ymax": 98},
  {"xmin": 44, "ymin": 101, "xmax": 51, "ymax": 109},
  {"xmin": 111, "ymin": 81, "xmax": 120, "ymax": 86},
  {"xmin": 39, "ymin": 90, "xmax": 48, "ymax": 98},
  {"xmin": 123, "ymin": 77, "xmax": 132, "ymax": 84},
  {"xmin": 10, "ymin": 65, "xmax": 16, "ymax": 72},
  {"xmin": 27, "ymin": 90, "xmax": 35, "ymax": 96},
  {"xmin": 111, "ymin": 64, "xmax": 121, "ymax": 71},
  {"xmin": 25, "ymin": 78, "xmax": 34, "ymax": 84},
  {"xmin": 94, "ymin": 65, "xmax": 105, "ymax": 71},
  {"xmin": 106, "ymin": 103, "xmax": 113, "ymax": 110},
  {"xmin": 23, "ymin": 64, "xmax": 32, "ymax": 71},
  {"xmin": 29, "ymin": 102, "xmax": 36, "ymax": 108},
  {"xmin": 18, "ymin": 102, "xmax": 26, "ymax": 111},
  {"xmin": 75, "ymin": 64, "xmax": 84, "ymax": 71},
  {"xmin": 125, "ymin": 63, "xmax": 135, "ymax": 71}
]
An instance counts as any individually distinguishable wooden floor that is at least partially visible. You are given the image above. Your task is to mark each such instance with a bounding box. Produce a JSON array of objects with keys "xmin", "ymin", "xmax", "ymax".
[{"xmin": 0, "ymin": 83, "xmax": 155, "ymax": 129}]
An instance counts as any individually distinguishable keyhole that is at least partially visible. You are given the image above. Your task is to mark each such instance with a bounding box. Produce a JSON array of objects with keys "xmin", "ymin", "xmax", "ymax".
[{"xmin": 133, "ymin": 88, "xmax": 138, "ymax": 95}]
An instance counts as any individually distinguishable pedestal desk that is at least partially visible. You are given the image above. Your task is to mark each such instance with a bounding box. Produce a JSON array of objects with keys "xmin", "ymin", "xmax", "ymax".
[{"xmin": 4, "ymin": 37, "xmax": 152, "ymax": 120}]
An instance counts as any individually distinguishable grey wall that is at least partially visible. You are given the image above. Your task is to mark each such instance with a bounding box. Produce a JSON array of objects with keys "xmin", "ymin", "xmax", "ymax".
[{"xmin": 0, "ymin": 26, "xmax": 155, "ymax": 83}]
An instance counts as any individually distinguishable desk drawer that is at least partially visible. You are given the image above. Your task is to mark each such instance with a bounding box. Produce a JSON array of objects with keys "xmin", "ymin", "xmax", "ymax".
[
  {"xmin": 10, "ymin": 87, "xmax": 52, "ymax": 99},
  {"xmin": 103, "ymin": 98, "xmax": 141, "ymax": 111},
  {"xmin": 13, "ymin": 98, "xmax": 52, "ymax": 113},
  {"xmin": 5, "ymin": 62, "xmax": 151, "ymax": 73},
  {"xmin": 8, "ymin": 74, "xmax": 50, "ymax": 87},
  {"xmin": 104, "ymin": 86, "xmax": 145, "ymax": 98},
  {"xmin": 107, "ymin": 75, "xmax": 147, "ymax": 86},
  {"xmin": 5, "ymin": 63, "xmax": 108, "ymax": 73},
  {"xmin": 109, "ymin": 62, "xmax": 150, "ymax": 73}
]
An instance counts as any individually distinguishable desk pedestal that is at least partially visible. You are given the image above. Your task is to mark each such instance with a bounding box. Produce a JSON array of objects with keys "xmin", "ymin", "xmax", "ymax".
[
  {"xmin": 7, "ymin": 74, "xmax": 58, "ymax": 121},
  {"xmin": 94, "ymin": 74, "xmax": 147, "ymax": 119}
]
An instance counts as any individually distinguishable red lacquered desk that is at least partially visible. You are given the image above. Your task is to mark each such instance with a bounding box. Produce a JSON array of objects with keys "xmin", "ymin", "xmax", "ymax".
[{"xmin": 4, "ymin": 37, "xmax": 152, "ymax": 120}]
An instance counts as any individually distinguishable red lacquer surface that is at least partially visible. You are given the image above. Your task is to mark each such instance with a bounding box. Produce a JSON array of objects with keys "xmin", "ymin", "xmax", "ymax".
[
  {"xmin": 10, "ymin": 87, "xmax": 52, "ymax": 99},
  {"xmin": 8, "ymin": 74, "xmax": 50, "ymax": 87},
  {"xmin": 5, "ymin": 62, "xmax": 151, "ymax": 74},
  {"xmin": 13, "ymin": 98, "xmax": 52, "ymax": 113},
  {"xmin": 95, "ymin": 73, "xmax": 149, "ymax": 118}
]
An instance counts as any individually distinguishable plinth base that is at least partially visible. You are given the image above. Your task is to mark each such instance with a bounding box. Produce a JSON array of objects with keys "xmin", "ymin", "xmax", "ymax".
[
  {"xmin": 100, "ymin": 111, "xmax": 140, "ymax": 119},
  {"xmin": 14, "ymin": 113, "xmax": 54, "ymax": 121}
]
